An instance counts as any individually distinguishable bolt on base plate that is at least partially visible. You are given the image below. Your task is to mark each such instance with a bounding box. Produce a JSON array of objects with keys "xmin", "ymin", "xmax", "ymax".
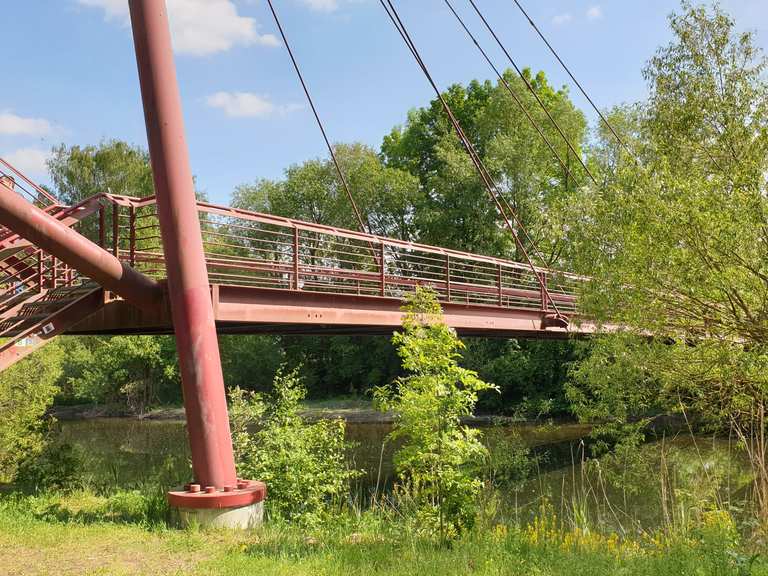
[{"xmin": 168, "ymin": 479, "xmax": 266, "ymax": 510}]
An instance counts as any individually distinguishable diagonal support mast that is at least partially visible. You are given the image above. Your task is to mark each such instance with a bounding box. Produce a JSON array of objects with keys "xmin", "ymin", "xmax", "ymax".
[{"xmin": 129, "ymin": 0, "xmax": 237, "ymax": 491}]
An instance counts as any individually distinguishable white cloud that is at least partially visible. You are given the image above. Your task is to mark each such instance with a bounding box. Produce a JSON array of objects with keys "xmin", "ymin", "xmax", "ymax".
[
  {"xmin": 78, "ymin": 0, "xmax": 279, "ymax": 56},
  {"xmin": 0, "ymin": 112, "xmax": 52, "ymax": 137},
  {"xmin": 206, "ymin": 91, "xmax": 302, "ymax": 118},
  {"xmin": 551, "ymin": 12, "xmax": 572, "ymax": 26},
  {"xmin": 300, "ymin": 0, "xmax": 339, "ymax": 12},
  {"xmin": 586, "ymin": 5, "xmax": 603, "ymax": 20},
  {"xmin": 2, "ymin": 148, "xmax": 50, "ymax": 177}
]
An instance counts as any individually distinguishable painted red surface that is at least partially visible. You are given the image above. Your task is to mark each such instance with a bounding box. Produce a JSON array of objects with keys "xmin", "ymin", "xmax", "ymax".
[{"xmin": 128, "ymin": 0, "xmax": 237, "ymax": 492}]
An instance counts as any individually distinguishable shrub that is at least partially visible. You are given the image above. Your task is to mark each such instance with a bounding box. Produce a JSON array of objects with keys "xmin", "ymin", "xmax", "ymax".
[
  {"xmin": 374, "ymin": 287, "xmax": 498, "ymax": 541},
  {"xmin": 0, "ymin": 343, "xmax": 64, "ymax": 483},
  {"xmin": 229, "ymin": 367, "xmax": 360, "ymax": 527},
  {"xmin": 14, "ymin": 440, "xmax": 83, "ymax": 493}
]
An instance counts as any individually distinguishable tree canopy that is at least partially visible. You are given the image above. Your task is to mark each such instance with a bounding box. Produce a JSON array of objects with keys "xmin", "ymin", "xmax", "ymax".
[
  {"xmin": 382, "ymin": 70, "xmax": 588, "ymax": 262},
  {"xmin": 563, "ymin": 1, "xmax": 768, "ymax": 519}
]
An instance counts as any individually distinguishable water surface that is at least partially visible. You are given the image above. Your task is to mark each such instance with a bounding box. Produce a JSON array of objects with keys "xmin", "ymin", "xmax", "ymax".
[{"xmin": 57, "ymin": 418, "xmax": 753, "ymax": 531}]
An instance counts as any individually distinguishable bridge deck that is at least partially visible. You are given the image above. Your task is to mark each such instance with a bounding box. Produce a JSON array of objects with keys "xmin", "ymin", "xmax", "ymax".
[{"xmin": 65, "ymin": 284, "xmax": 591, "ymax": 338}]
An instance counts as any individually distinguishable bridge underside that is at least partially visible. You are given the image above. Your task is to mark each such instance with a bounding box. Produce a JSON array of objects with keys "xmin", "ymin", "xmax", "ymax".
[{"xmin": 66, "ymin": 285, "xmax": 591, "ymax": 339}]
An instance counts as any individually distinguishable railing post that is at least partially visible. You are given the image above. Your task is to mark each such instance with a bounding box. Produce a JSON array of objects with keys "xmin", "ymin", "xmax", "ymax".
[
  {"xmin": 36, "ymin": 250, "xmax": 43, "ymax": 292},
  {"xmin": 540, "ymin": 272, "xmax": 548, "ymax": 312},
  {"xmin": 129, "ymin": 205, "xmax": 137, "ymax": 267},
  {"xmin": 379, "ymin": 241, "xmax": 386, "ymax": 297},
  {"xmin": 445, "ymin": 254, "xmax": 451, "ymax": 301},
  {"xmin": 112, "ymin": 204, "xmax": 120, "ymax": 259},
  {"xmin": 293, "ymin": 226, "xmax": 300, "ymax": 290},
  {"xmin": 98, "ymin": 205, "xmax": 106, "ymax": 248},
  {"xmin": 497, "ymin": 263, "xmax": 503, "ymax": 306},
  {"xmin": 52, "ymin": 257, "xmax": 59, "ymax": 289}
]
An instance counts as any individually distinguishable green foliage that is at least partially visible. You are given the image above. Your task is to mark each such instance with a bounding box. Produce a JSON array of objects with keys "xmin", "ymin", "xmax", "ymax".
[
  {"xmin": 564, "ymin": 1, "xmax": 768, "ymax": 342},
  {"xmin": 48, "ymin": 140, "xmax": 155, "ymax": 205},
  {"xmin": 382, "ymin": 70, "xmax": 587, "ymax": 262},
  {"xmin": 63, "ymin": 336, "xmax": 179, "ymax": 412},
  {"xmin": 464, "ymin": 338, "xmax": 579, "ymax": 416},
  {"xmin": 562, "ymin": 1, "xmax": 768, "ymax": 522},
  {"xmin": 280, "ymin": 335, "xmax": 401, "ymax": 398},
  {"xmin": 0, "ymin": 343, "xmax": 64, "ymax": 483},
  {"xmin": 218, "ymin": 335, "xmax": 284, "ymax": 392},
  {"xmin": 14, "ymin": 441, "xmax": 83, "ymax": 493},
  {"xmin": 567, "ymin": 336, "xmax": 661, "ymax": 427},
  {"xmin": 229, "ymin": 367, "xmax": 360, "ymax": 527},
  {"xmin": 375, "ymin": 287, "xmax": 498, "ymax": 540},
  {"xmin": 233, "ymin": 142, "xmax": 419, "ymax": 239}
]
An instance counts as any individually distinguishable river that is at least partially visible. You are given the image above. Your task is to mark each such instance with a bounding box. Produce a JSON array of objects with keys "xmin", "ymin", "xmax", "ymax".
[{"xmin": 57, "ymin": 418, "xmax": 754, "ymax": 532}]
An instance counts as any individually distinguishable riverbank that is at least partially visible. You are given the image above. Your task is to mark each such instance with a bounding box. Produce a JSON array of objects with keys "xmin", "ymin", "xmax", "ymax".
[
  {"xmin": 50, "ymin": 398, "xmax": 388, "ymax": 423},
  {"xmin": 0, "ymin": 490, "xmax": 761, "ymax": 576},
  {"xmin": 50, "ymin": 398, "xmax": 575, "ymax": 426}
]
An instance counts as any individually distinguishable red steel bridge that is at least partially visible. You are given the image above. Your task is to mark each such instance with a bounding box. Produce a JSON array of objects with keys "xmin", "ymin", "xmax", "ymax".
[
  {"xmin": 1, "ymin": 1, "xmax": 604, "ymax": 520},
  {"xmin": 0, "ymin": 158, "xmax": 588, "ymax": 374}
]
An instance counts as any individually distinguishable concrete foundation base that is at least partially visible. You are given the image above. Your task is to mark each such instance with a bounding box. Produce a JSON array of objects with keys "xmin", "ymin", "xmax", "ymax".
[
  {"xmin": 168, "ymin": 479, "xmax": 266, "ymax": 529},
  {"xmin": 174, "ymin": 500, "xmax": 264, "ymax": 529}
]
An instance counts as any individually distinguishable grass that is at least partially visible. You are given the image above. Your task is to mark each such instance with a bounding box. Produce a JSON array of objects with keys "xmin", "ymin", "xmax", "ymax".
[{"xmin": 1, "ymin": 490, "xmax": 766, "ymax": 576}]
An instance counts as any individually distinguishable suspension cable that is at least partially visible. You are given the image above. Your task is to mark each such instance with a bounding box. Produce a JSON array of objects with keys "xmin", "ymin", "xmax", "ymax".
[
  {"xmin": 442, "ymin": 0, "xmax": 584, "ymax": 189},
  {"xmin": 378, "ymin": 0, "xmax": 565, "ymax": 319},
  {"xmin": 442, "ymin": 0, "xmax": 574, "ymax": 261},
  {"xmin": 466, "ymin": 0, "xmax": 597, "ymax": 186},
  {"xmin": 264, "ymin": 0, "xmax": 370, "ymax": 236},
  {"xmin": 509, "ymin": 0, "xmax": 635, "ymax": 159}
]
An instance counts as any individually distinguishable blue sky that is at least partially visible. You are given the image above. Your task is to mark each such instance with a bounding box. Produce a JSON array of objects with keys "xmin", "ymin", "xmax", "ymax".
[{"xmin": 1, "ymin": 0, "xmax": 765, "ymax": 204}]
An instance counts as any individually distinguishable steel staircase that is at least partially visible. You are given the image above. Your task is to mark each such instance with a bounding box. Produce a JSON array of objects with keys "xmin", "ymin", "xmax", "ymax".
[{"xmin": 0, "ymin": 161, "xmax": 109, "ymax": 371}]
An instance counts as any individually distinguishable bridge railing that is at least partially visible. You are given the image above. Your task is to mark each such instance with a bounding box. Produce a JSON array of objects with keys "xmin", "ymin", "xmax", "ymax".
[
  {"xmin": 0, "ymin": 190, "xmax": 582, "ymax": 317},
  {"xmin": 0, "ymin": 158, "xmax": 58, "ymax": 207},
  {"xmin": 116, "ymin": 196, "xmax": 582, "ymax": 314}
]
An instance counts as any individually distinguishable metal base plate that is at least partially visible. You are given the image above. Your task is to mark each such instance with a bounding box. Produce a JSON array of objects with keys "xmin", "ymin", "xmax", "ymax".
[{"xmin": 167, "ymin": 479, "xmax": 266, "ymax": 509}]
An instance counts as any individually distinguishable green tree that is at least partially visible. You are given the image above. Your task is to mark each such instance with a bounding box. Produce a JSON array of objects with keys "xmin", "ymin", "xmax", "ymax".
[
  {"xmin": 64, "ymin": 336, "xmax": 179, "ymax": 413},
  {"xmin": 375, "ymin": 288, "xmax": 497, "ymax": 540},
  {"xmin": 280, "ymin": 335, "xmax": 401, "ymax": 398},
  {"xmin": 232, "ymin": 142, "xmax": 419, "ymax": 240},
  {"xmin": 564, "ymin": 2, "xmax": 768, "ymax": 521},
  {"xmin": 48, "ymin": 140, "xmax": 154, "ymax": 205},
  {"xmin": 464, "ymin": 338, "xmax": 578, "ymax": 416},
  {"xmin": 382, "ymin": 70, "xmax": 588, "ymax": 262},
  {"xmin": 218, "ymin": 335, "xmax": 284, "ymax": 392}
]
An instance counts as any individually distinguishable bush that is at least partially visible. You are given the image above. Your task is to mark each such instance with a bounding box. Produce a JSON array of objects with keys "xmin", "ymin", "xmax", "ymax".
[
  {"xmin": 375, "ymin": 287, "xmax": 497, "ymax": 541},
  {"xmin": 14, "ymin": 440, "xmax": 83, "ymax": 493},
  {"xmin": 0, "ymin": 343, "xmax": 64, "ymax": 483},
  {"xmin": 229, "ymin": 367, "xmax": 360, "ymax": 527}
]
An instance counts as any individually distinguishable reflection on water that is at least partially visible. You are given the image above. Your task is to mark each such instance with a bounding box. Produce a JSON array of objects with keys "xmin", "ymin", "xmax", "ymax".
[
  {"xmin": 57, "ymin": 419, "xmax": 192, "ymax": 490},
  {"xmin": 57, "ymin": 418, "xmax": 753, "ymax": 531}
]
